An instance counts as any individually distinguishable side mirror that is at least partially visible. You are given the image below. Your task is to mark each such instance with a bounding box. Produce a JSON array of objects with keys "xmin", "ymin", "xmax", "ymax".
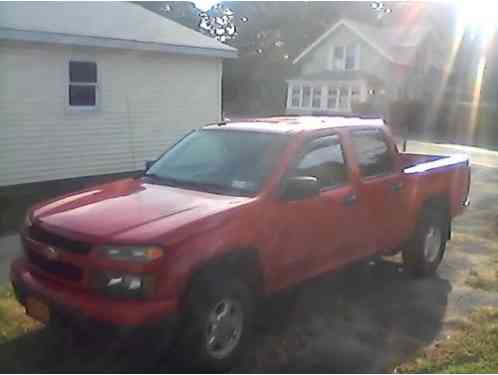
[
  {"xmin": 145, "ymin": 160, "xmax": 156, "ymax": 170},
  {"xmin": 281, "ymin": 176, "xmax": 320, "ymax": 201}
]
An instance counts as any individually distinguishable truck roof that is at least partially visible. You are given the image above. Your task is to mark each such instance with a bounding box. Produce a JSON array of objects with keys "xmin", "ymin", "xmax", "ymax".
[{"xmin": 202, "ymin": 116, "xmax": 386, "ymax": 134}]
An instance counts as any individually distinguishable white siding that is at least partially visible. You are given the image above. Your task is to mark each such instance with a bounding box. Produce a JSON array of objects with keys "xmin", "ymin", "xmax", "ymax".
[
  {"xmin": 0, "ymin": 42, "xmax": 222, "ymax": 186},
  {"xmin": 299, "ymin": 25, "xmax": 406, "ymax": 103}
]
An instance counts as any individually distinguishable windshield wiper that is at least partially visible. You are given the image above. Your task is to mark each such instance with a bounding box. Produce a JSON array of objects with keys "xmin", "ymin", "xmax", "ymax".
[
  {"xmin": 144, "ymin": 174, "xmax": 248, "ymax": 196},
  {"xmin": 143, "ymin": 173, "xmax": 183, "ymax": 187},
  {"xmin": 179, "ymin": 180, "xmax": 246, "ymax": 196}
]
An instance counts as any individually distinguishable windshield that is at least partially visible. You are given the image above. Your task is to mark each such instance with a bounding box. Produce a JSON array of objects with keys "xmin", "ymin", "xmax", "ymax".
[{"xmin": 145, "ymin": 129, "xmax": 288, "ymax": 196}]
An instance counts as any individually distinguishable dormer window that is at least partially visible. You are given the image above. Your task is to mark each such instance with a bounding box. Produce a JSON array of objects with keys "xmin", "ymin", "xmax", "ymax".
[
  {"xmin": 330, "ymin": 44, "xmax": 360, "ymax": 71},
  {"xmin": 332, "ymin": 46, "xmax": 344, "ymax": 70}
]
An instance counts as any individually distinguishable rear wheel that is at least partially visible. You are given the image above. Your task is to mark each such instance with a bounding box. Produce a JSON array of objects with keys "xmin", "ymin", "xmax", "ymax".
[{"xmin": 403, "ymin": 207, "xmax": 448, "ymax": 277}]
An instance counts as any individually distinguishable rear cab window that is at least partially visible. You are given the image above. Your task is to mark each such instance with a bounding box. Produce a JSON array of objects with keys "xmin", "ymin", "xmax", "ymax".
[
  {"xmin": 350, "ymin": 129, "xmax": 395, "ymax": 178},
  {"xmin": 293, "ymin": 134, "xmax": 349, "ymax": 190}
]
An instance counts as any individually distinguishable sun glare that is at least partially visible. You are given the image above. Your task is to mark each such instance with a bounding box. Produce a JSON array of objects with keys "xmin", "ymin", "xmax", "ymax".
[{"xmin": 456, "ymin": 0, "xmax": 498, "ymax": 43}]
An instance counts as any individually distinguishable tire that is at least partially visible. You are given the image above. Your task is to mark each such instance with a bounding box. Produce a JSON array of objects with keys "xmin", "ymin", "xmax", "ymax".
[
  {"xmin": 178, "ymin": 275, "xmax": 254, "ymax": 372},
  {"xmin": 403, "ymin": 207, "xmax": 448, "ymax": 277}
]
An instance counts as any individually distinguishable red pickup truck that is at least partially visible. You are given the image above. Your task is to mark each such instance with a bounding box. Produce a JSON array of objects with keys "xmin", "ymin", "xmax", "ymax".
[{"xmin": 11, "ymin": 116, "xmax": 470, "ymax": 370}]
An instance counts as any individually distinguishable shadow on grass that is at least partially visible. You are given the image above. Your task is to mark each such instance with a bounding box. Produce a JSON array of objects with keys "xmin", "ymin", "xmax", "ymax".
[
  {"xmin": 0, "ymin": 323, "xmax": 174, "ymax": 373},
  {"xmin": 0, "ymin": 259, "xmax": 451, "ymax": 373}
]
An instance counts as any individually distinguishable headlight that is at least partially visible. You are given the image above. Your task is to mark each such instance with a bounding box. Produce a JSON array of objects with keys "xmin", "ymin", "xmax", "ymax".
[
  {"xmin": 95, "ymin": 245, "xmax": 163, "ymax": 263},
  {"xmin": 92, "ymin": 271, "xmax": 156, "ymax": 299}
]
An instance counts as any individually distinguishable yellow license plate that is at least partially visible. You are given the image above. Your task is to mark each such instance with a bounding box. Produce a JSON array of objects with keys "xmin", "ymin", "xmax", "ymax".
[{"xmin": 25, "ymin": 296, "xmax": 50, "ymax": 323}]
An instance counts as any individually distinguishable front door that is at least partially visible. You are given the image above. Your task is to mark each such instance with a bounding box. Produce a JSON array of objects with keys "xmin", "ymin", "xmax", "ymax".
[{"xmin": 270, "ymin": 134, "xmax": 361, "ymax": 290}]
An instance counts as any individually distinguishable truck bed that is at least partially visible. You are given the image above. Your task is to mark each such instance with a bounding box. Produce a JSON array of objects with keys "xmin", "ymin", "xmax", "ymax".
[{"xmin": 400, "ymin": 153, "xmax": 469, "ymax": 174}]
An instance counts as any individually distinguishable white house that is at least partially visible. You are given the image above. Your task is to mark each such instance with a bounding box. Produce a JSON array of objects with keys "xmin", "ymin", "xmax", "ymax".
[
  {"xmin": 286, "ymin": 18, "xmax": 446, "ymax": 115},
  {"xmin": 0, "ymin": 2, "xmax": 237, "ymax": 187}
]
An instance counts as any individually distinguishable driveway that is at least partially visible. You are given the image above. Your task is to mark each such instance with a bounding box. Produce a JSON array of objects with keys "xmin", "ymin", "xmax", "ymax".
[{"xmin": 0, "ymin": 141, "xmax": 497, "ymax": 372}]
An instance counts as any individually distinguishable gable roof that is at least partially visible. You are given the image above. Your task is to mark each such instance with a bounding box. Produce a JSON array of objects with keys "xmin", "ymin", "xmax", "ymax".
[
  {"xmin": 293, "ymin": 18, "xmax": 432, "ymax": 66},
  {"xmin": 0, "ymin": 2, "xmax": 237, "ymax": 59}
]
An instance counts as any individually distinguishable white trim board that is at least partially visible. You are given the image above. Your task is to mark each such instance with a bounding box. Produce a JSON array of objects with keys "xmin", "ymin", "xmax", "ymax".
[{"xmin": 0, "ymin": 28, "xmax": 238, "ymax": 59}]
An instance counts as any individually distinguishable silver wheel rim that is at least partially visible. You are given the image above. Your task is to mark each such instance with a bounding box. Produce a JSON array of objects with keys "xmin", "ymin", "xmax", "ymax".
[
  {"xmin": 205, "ymin": 298, "xmax": 243, "ymax": 359},
  {"xmin": 424, "ymin": 225, "xmax": 442, "ymax": 263}
]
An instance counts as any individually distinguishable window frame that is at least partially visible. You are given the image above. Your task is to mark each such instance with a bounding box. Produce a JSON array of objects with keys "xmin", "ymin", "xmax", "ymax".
[
  {"xmin": 67, "ymin": 60, "xmax": 99, "ymax": 111},
  {"xmin": 302, "ymin": 84, "xmax": 312, "ymax": 108},
  {"xmin": 330, "ymin": 44, "xmax": 360, "ymax": 71},
  {"xmin": 291, "ymin": 84, "xmax": 302, "ymax": 108},
  {"xmin": 287, "ymin": 133, "xmax": 351, "ymax": 192},
  {"xmin": 311, "ymin": 85, "xmax": 322, "ymax": 109},
  {"xmin": 326, "ymin": 85, "xmax": 361, "ymax": 111},
  {"xmin": 289, "ymin": 82, "xmax": 362, "ymax": 111},
  {"xmin": 350, "ymin": 129, "xmax": 397, "ymax": 180}
]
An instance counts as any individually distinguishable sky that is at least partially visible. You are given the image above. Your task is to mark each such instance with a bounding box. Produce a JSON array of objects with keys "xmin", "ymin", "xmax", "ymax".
[{"xmin": 192, "ymin": 0, "xmax": 219, "ymax": 11}]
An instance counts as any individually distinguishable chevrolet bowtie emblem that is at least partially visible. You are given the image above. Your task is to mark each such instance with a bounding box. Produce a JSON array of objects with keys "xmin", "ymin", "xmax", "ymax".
[{"xmin": 45, "ymin": 246, "xmax": 59, "ymax": 260}]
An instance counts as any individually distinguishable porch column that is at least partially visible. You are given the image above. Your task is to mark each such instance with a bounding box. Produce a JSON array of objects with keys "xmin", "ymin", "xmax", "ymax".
[
  {"xmin": 286, "ymin": 81, "xmax": 293, "ymax": 110},
  {"xmin": 321, "ymin": 83, "xmax": 328, "ymax": 111}
]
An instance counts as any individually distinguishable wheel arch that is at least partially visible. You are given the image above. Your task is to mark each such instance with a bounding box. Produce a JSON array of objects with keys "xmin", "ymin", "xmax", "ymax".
[
  {"xmin": 180, "ymin": 247, "xmax": 265, "ymax": 312},
  {"xmin": 420, "ymin": 193, "xmax": 451, "ymax": 240}
]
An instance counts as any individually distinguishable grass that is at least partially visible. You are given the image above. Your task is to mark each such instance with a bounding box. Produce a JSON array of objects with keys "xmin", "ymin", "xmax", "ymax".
[
  {"xmin": 0, "ymin": 285, "xmax": 39, "ymax": 344},
  {"xmin": 396, "ymin": 308, "xmax": 498, "ymax": 373},
  {"xmin": 466, "ymin": 258, "xmax": 498, "ymax": 293}
]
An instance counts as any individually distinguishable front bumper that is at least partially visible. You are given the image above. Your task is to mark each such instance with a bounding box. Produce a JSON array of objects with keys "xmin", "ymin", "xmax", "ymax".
[{"xmin": 11, "ymin": 258, "xmax": 178, "ymax": 328}]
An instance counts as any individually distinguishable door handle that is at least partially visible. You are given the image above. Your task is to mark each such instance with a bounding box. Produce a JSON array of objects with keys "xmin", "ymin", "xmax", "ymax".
[
  {"xmin": 342, "ymin": 193, "xmax": 358, "ymax": 206},
  {"xmin": 391, "ymin": 181, "xmax": 404, "ymax": 192}
]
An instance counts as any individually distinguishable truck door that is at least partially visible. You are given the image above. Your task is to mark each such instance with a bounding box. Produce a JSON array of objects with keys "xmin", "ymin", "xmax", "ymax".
[
  {"xmin": 349, "ymin": 128, "xmax": 406, "ymax": 253},
  {"xmin": 271, "ymin": 134, "xmax": 361, "ymax": 289}
]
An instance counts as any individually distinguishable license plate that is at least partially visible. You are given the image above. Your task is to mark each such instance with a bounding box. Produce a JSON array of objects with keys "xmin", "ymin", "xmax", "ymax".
[{"xmin": 25, "ymin": 296, "xmax": 50, "ymax": 323}]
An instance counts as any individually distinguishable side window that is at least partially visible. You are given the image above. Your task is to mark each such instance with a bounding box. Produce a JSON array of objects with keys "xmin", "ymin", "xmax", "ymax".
[
  {"xmin": 69, "ymin": 61, "xmax": 97, "ymax": 107},
  {"xmin": 351, "ymin": 129, "xmax": 394, "ymax": 178},
  {"xmin": 294, "ymin": 135, "xmax": 348, "ymax": 189}
]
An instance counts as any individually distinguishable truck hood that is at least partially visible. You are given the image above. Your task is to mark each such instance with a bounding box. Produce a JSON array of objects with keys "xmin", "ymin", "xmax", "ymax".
[{"xmin": 32, "ymin": 178, "xmax": 250, "ymax": 241}]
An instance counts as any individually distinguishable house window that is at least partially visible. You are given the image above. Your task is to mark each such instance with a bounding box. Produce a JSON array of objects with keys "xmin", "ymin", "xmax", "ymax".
[
  {"xmin": 338, "ymin": 86, "xmax": 349, "ymax": 109},
  {"xmin": 327, "ymin": 87, "xmax": 338, "ymax": 109},
  {"xmin": 331, "ymin": 44, "xmax": 359, "ymax": 71},
  {"xmin": 302, "ymin": 85, "xmax": 311, "ymax": 107},
  {"xmin": 345, "ymin": 44, "xmax": 360, "ymax": 70},
  {"xmin": 351, "ymin": 86, "xmax": 361, "ymax": 103},
  {"xmin": 69, "ymin": 61, "xmax": 97, "ymax": 107},
  {"xmin": 312, "ymin": 86, "xmax": 322, "ymax": 108},
  {"xmin": 326, "ymin": 85, "xmax": 361, "ymax": 110},
  {"xmin": 289, "ymin": 83, "xmax": 361, "ymax": 111},
  {"xmin": 291, "ymin": 85, "xmax": 301, "ymax": 107},
  {"xmin": 332, "ymin": 46, "xmax": 344, "ymax": 70}
]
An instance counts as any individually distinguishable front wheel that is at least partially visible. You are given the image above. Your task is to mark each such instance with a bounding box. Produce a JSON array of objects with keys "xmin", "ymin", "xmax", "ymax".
[
  {"xmin": 178, "ymin": 276, "xmax": 253, "ymax": 371},
  {"xmin": 403, "ymin": 208, "xmax": 448, "ymax": 277}
]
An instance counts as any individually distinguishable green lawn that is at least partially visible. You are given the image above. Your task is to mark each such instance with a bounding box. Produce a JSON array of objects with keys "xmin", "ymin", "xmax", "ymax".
[
  {"xmin": 0, "ymin": 285, "xmax": 38, "ymax": 344},
  {"xmin": 396, "ymin": 308, "xmax": 498, "ymax": 373}
]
